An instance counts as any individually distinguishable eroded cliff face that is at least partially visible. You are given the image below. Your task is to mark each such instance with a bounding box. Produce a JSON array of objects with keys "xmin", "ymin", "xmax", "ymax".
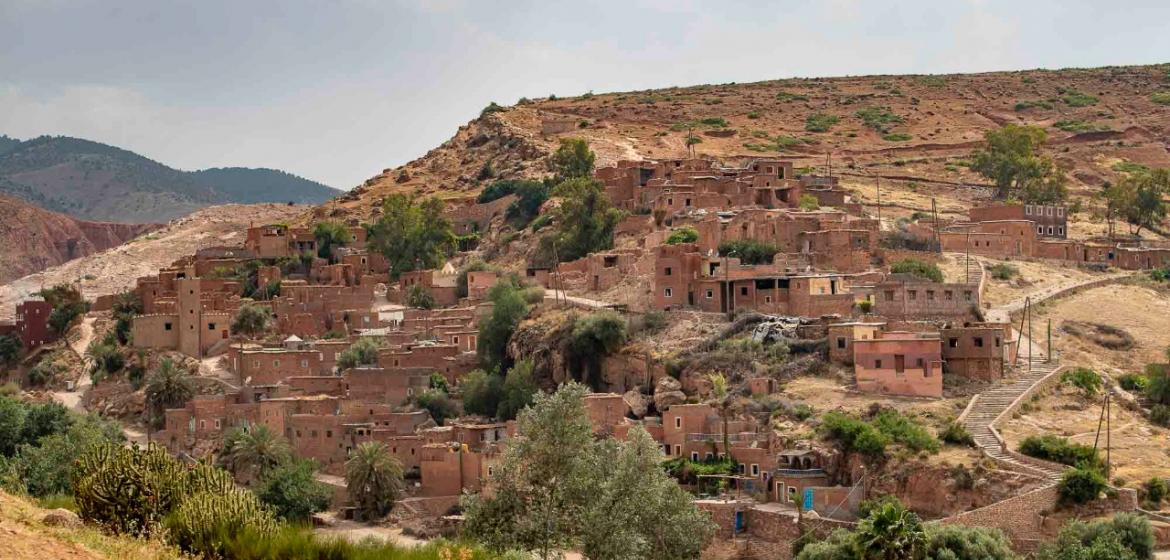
[{"xmin": 0, "ymin": 195, "xmax": 160, "ymax": 284}]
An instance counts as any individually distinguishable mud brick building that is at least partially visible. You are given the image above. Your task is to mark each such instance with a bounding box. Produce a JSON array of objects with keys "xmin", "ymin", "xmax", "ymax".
[
  {"xmin": 827, "ymin": 321, "xmax": 885, "ymax": 366},
  {"xmin": 970, "ymin": 204, "xmax": 1067, "ymax": 238},
  {"xmin": 853, "ymin": 331, "xmax": 944, "ymax": 398},
  {"xmin": 133, "ymin": 276, "xmax": 233, "ymax": 358},
  {"xmin": 940, "ymin": 322, "xmax": 1017, "ymax": 381},
  {"xmin": 869, "ymin": 274, "xmax": 979, "ymax": 321},
  {"xmin": 0, "ymin": 298, "xmax": 55, "ymax": 350},
  {"xmin": 653, "ymin": 243, "xmax": 856, "ymax": 316},
  {"xmin": 244, "ymin": 224, "xmax": 367, "ymax": 259}
]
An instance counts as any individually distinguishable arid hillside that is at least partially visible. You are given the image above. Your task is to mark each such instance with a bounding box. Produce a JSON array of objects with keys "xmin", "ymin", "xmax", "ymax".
[
  {"xmin": 318, "ymin": 63, "xmax": 1170, "ymax": 230},
  {"xmin": 0, "ymin": 195, "xmax": 160, "ymax": 284},
  {"xmin": 0, "ymin": 203, "xmax": 307, "ymax": 321}
]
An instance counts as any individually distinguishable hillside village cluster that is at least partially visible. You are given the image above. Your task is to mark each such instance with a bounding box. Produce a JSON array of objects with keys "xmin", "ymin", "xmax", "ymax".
[{"xmin": 4, "ymin": 150, "xmax": 1169, "ymax": 552}]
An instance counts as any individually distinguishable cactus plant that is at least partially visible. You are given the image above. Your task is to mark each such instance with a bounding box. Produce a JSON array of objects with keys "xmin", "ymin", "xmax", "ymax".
[{"xmin": 164, "ymin": 489, "xmax": 278, "ymax": 556}]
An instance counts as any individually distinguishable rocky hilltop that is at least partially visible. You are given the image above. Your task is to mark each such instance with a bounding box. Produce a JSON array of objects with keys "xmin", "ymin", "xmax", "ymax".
[{"xmin": 317, "ymin": 63, "xmax": 1170, "ymax": 228}]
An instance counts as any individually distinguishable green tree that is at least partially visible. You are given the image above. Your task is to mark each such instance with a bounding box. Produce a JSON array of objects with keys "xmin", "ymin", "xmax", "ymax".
[
  {"xmin": 567, "ymin": 311, "xmax": 628, "ymax": 390},
  {"xmin": 462, "ymin": 382, "xmax": 599, "ymax": 559},
  {"xmin": 313, "ymin": 221, "xmax": 351, "ymax": 262},
  {"xmin": 0, "ymin": 397, "xmax": 28, "ymax": 456},
  {"xmin": 336, "ymin": 338, "xmax": 381, "ymax": 371},
  {"xmin": 971, "ymin": 124, "xmax": 1068, "ymax": 203},
  {"xmin": 406, "ymin": 283, "xmax": 436, "ymax": 310},
  {"xmin": 144, "ymin": 358, "xmax": 194, "ymax": 428},
  {"xmin": 48, "ymin": 301, "xmax": 88, "ymax": 335},
  {"xmin": 580, "ymin": 426, "xmax": 715, "ymax": 560},
  {"xmin": 799, "ymin": 193, "xmax": 821, "ymax": 211},
  {"xmin": 414, "ymin": 389, "xmax": 458, "ymax": 424},
  {"xmin": 256, "ymin": 458, "xmax": 332, "ymax": 522},
  {"xmin": 549, "ymin": 137, "xmax": 596, "ymax": 180},
  {"xmin": 9, "ymin": 414, "xmax": 123, "ymax": 497},
  {"xmin": 462, "ymin": 369, "xmax": 504, "ymax": 417},
  {"xmin": 497, "ymin": 359, "xmax": 538, "ymax": 420},
  {"xmin": 707, "ymin": 373, "xmax": 734, "ymax": 462},
  {"xmin": 219, "ymin": 425, "xmax": 292, "ymax": 482},
  {"xmin": 19, "ymin": 400, "xmax": 69, "ymax": 445},
  {"xmin": 477, "ymin": 281, "xmax": 530, "ymax": 372},
  {"xmin": 665, "ymin": 226, "xmax": 699, "ymax": 245},
  {"xmin": 1114, "ymin": 168, "xmax": 1170, "ymax": 236},
  {"xmin": 1037, "ymin": 514, "xmax": 1154, "ymax": 560},
  {"xmin": 38, "ymin": 284, "xmax": 84, "ymax": 309},
  {"xmin": 231, "ymin": 304, "xmax": 272, "ymax": 337},
  {"xmin": 367, "ymin": 194, "xmax": 455, "ymax": 278},
  {"xmin": 0, "ymin": 334, "xmax": 20, "ymax": 365},
  {"xmin": 345, "ymin": 441, "xmax": 404, "ymax": 521},
  {"xmin": 1059, "ymin": 466, "xmax": 1107, "ymax": 504},
  {"xmin": 545, "ymin": 177, "xmax": 623, "ymax": 262},
  {"xmin": 854, "ymin": 499, "xmax": 927, "ymax": 560},
  {"xmin": 923, "ymin": 524, "xmax": 1015, "ymax": 560},
  {"xmin": 506, "ymin": 180, "xmax": 551, "ymax": 226}
]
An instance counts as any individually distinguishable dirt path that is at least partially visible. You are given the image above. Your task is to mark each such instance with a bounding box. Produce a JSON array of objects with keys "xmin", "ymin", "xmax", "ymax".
[{"xmin": 51, "ymin": 316, "xmax": 95, "ymax": 413}]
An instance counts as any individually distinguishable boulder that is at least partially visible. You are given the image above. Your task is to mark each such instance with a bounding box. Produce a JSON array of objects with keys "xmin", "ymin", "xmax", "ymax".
[
  {"xmin": 655, "ymin": 376, "xmax": 682, "ymax": 394},
  {"xmin": 41, "ymin": 508, "xmax": 81, "ymax": 528},
  {"xmin": 654, "ymin": 390, "xmax": 687, "ymax": 411},
  {"xmin": 623, "ymin": 390, "xmax": 649, "ymax": 418}
]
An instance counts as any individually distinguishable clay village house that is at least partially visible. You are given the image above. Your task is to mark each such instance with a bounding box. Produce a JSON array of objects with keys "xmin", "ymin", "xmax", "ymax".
[{"xmin": 0, "ymin": 297, "xmax": 55, "ymax": 351}]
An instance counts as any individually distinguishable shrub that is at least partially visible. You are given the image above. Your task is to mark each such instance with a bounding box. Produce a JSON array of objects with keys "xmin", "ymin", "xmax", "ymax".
[
  {"xmin": 718, "ymin": 239, "xmax": 779, "ymax": 265},
  {"xmin": 939, "ymin": 420, "xmax": 975, "ymax": 446},
  {"xmin": 805, "ymin": 113, "xmax": 839, "ymax": 132},
  {"xmin": 1144, "ymin": 477, "xmax": 1167, "ymax": 506},
  {"xmin": 1054, "ymin": 119, "xmax": 1102, "ymax": 133},
  {"xmin": 871, "ymin": 409, "xmax": 940, "ymax": 453},
  {"xmin": 1118, "ymin": 373, "xmax": 1148, "ymax": 393},
  {"xmin": 462, "ymin": 369, "xmax": 504, "ymax": 418},
  {"xmin": 882, "ymin": 133, "xmax": 912, "ymax": 142},
  {"xmin": 1150, "ymin": 404, "xmax": 1170, "ymax": 427},
  {"xmin": 820, "ymin": 412, "xmax": 889, "ymax": 457},
  {"xmin": 855, "ymin": 106, "xmax": 904, "ymax": 133},
  {"xmin": 477, "ymin": 281, "xmax": 530, "ymax": 372},
  {"xmin": 497, "ymin": 360, "xmax": 538, "ymax": 421},
  {"xmin": 1020, "ymin": 434, "xmax": 1100, "ymax": 468},
  {"xmin": 336, "ymin": 338, "xmax": 380, "ymax": 371},
  {"xmin": 641, "ymin": 310, "xmax": 668, "ymax": 333},
  {"xmin": 988, "ymin": 263, "xmax": 1018, "ymax": 280},
  {"xmin": 890, "ymin": 259, "xmax": 944, "ymax": 282},
  {"xmin": 1152, "ymin": 92, "xmax": 1170, "ymax": 106},
  {"xmin": 1038, "ymin": 514, "xmax": 1155, "ymax": 560},
  {"xmin": 232, "ymin": 304, "xmax": 272, "ymax": 337},
  {"xmin": 1059, "ymin": 467, "xmax": 1107, "ymax": 504},
  {"xmin": 568, "ymin": 311, "xmax": 628, "ymax": 390},
  {"xmin": 665, "ymin": 226, "xmax": 699, "ymax": 245},
  {"xmin": 415, "ymin": 389, "xmax": 458, "ymax": 425},
  {"xmin": 480, "ymin": 102, "xmax": 505, "ymax": 118},
  {"xmin": 1061, "ymin": 367, "xmax": 1103, "ymax": 397},
  {"xmin": 1061, "ymin": 90, "xmax": 1099, "ymax": 107},
  {"xmin": 856, "ymin": 300, "xmax": 873, "ymax": 313},
  {"xmin": 798, "ymin": 194, "xmax": 819, "ymax": 211},
  {"xmin": 1145, "ymin": 367, "xmax": 1170, "ymax": 405},
  {"xmin": 776, "ymin": 91, "xmax": 809, "ymax": 102},
  {"xmin": 406, "ymin": 284, "xmax": 436, "ymax": 310}
]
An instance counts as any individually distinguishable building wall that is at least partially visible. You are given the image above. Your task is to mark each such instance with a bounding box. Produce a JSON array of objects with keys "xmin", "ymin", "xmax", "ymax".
[
  {"xmin": 853, "ymin": 334, "xmax": 943, "ymax": 398},
  {"xmin": 873, "ymin": 281, "xmax": 978, "ymax": 320}
]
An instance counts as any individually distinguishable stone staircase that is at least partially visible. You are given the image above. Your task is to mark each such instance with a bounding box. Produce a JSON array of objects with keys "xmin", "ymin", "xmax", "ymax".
[{"xmin": 962, "ymin": 355, "xmax": 1066, "ymax": 481}]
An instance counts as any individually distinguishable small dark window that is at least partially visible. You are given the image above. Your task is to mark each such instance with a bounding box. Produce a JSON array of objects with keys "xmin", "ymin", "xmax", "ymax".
[
  {"xmin": 974, "ymin": 337, "xmax": 984, "ymax": 347},
  {"xmin": 664, "ymin": 267, "xmax": 672, "ymax": 276},
  {"xmin": 208, "ymin": 323, "xmax": 216, "ymax": 331},
  {"xmin": 836, "ymin": 337, "xmax": 846, "ymax": 349},
  {"xmin": 875, "ymin": 359, "xmax": 883, "ymax": 369},
  {"xmin": 164, "ymin": 322, "xmax": 173, "ymax": 331}
]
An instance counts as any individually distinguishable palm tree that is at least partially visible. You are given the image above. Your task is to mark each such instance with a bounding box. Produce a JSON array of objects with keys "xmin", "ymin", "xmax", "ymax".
[
  {"xmin": 144, "ymin": 358, "xmax": 194, "ymax": 427},
  {"xmin": 345, "ymin": 441, "xmax": 404, "ymax": 521},
  {"xmin": 707, "ymin": 373, "xmax": 733, "ymax": 466},
  {"xmin": 855, "ymin": 500, "xmax": 927, "ymax": 560},
  {"xmin": 219, "ymin": 425, "xmax": 291, "ymax": 482}
]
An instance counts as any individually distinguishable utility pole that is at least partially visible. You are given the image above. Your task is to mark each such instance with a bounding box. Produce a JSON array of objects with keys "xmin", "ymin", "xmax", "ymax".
[
  {"xmin": 965, "ymin": 230, "xmax": 971, "ymax": 284},
  {"xmin": 826, "ymin": 152, "xmax": 832, "ymax": 179},
  {"xmin": 931, "ymin": 198, "xmax": 942, "ymax": 253},
  {"xmin": 876, "ymin": 172, "xmax": 882, "ymax": 226},
  {"xmin": 1046, "ymin": 319, "xmax": 1052, "ymax": 363},
  {"xmin": 1027, "ymin": 298, "xmax": 1033, "ymax": 374}
]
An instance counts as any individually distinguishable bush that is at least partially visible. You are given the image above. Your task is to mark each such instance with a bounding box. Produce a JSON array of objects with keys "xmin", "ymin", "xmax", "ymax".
[
  {"xmin": 477, "ymin": 281, "xmax": 530, "ymax": 372},
  {"xmin": 497, "ymin": 360, "xmax": 538, "ymax": 421},
  {"xmin": 641, "ymin": 310, "xmax": 668, "ymax": 333},
  {"xmin": 882, "ymin": 133, "xmax": 912, "ymax": 142},
  {"xmin": 805, "ymin": 113, "xmax": 839, "ymax": 132},
  {"xmin": 232, "ymin": 304, "xmax": 272, "ymax": 337},
  {"xmin": 1039, "ymin": 513, "xmax": 1155, "ymax": 560},
  {"xmin": 798, "ymin": 194, "xmax": 819, "ymax": 211},
  {"xmin": 336, "ymin": 338, "xmax": 381, "ymax": 371},
  {"xmin": 415, "ymin": 389, "xmax": 458, "ymax": 425},
  {"xmin": 567, "ymin": 311, "xmax": 628, "ymax": 390},
  {"xmin": 890, "ymin": 259, "xmax": 944, "ymax": 282},
  {"xmin": 871, "ymin": 409, "xmax": 940, "ymax": 453},
  {"xmin": 406, "ymin": 284, "xmax": 436, "ymax": 310},
  {"xmin": 718, "ymin": 239, "xmax": 779, "ymax": 265},
  {"xmin": 665, "ymin": 227, "xmax": 699, "ymax": 245},
  {"xmin": 939, "ymin": 420, "xmax": 975, "ymax": 447},
  {"xmin": 461, "ymin": 369, "xmax": 504, "ymax": 418},
  {"xmin": 480, "ymin": 102, "xmax": 505, "ymax": 118},
  {"xmin": 1059, "ymin": 467, "xmax": 1107, "ymax": 504},
  {"xmin": 856, "ymin": 300, "xmax": 873, "ymax": 314},
  {"xmin": 1062, "ymin": 367, "xmax": 1103, "ymax": 397},
  {"xmin": 1144, "ymin": 477, "xmax": 1167, "ymax": 506},
  {"xmin": 256, "ymin": 459, "xmax": 331, "ymax": 522},
  {"xmin": 1118, "ymin": 373, "xmax": 1148, "ymax": 393},
  {"xmin": 855, "ymin": 106, "xmax": 904, "ymax": 132},
  {"xmin": 1061, "ymin": 90, "xmax": 1098, "ymax": 107},
  {"xmin": 1150, "ymin": 404, "xmax": 1170, "ymax": 427},
  {"xmin": 1145, "ymin": 367, "xmax": 1170, "ymax": 405},
  {"xmin": 988, "ymin": 263, "xmax": 1018, "ymax": 280},
  {"xmin": 1019, "ymin": 434, "xmax": 1101, "ymax": 468},
  {"xmin": 1152, "ymin": 92, "xmax": 1170, "ymax": 106},
  {"xmin": 820, "ymin": 412, "xmax": 889, "ymax": 457}
]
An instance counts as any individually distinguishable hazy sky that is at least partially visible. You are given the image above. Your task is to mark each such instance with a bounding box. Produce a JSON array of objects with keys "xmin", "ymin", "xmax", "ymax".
[{"xmin": 2, "ymin": 1, "xmax": 1168, "ymax": 189}]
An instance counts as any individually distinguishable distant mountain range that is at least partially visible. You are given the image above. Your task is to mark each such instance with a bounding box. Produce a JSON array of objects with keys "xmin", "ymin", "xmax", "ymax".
[{"xmin": 0, "ymin": 134, "xmax": 340, "ymax": 223}]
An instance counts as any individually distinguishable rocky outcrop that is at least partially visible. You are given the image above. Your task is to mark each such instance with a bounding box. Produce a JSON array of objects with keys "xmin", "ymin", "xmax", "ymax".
[
  {"xmin": 653, "ymin": 376, "xmax": 687, "ymax": 411},
  {"xmin": 0, "ymin": 195, "xmax": 159, "ymax": 283}
]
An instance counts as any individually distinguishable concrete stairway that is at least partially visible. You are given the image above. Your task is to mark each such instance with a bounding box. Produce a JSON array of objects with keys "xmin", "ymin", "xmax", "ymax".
[{"xmin": 962, "ymin": 356, "xmax": 1066, "ymax": 481}]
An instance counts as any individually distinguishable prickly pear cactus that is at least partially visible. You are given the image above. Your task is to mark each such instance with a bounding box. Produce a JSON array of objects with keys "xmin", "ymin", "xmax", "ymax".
[{"xmin": 72, "ymin": 443, "xmax": 188, "ymax": 535}]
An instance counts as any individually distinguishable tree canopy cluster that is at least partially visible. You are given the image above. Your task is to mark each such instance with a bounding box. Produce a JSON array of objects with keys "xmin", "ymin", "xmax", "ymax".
[
  {"xmin": 367, "ymin": 193, "xmax": 455, "ymax": 278},
  {"xmin": 971, "ymin": 124, "xmax": 1068, "ymax": 204}
]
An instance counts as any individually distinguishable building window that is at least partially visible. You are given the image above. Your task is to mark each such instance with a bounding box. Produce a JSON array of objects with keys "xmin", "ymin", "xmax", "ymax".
[
  {"xmin": 740, "ymin": 287, "xmax": 748, "ymax": 296},
  {"xmin": 1058, "ymin": 226, "xmax": 1064, "ymax": 235},
  {"xmin": 964, "ymin": 291, "xmax": 973, "ymax": 301},
  {"xmin": 274, "ymin": 360, "xmax": 280, "ymax": 367},
  {"xmin": 949, "ymin": 338, "xmax": 959, "ymax": 348},
  {"xmin": 691, "ymin": 452, "xmax": 700, "ymax": 461},
  {"xmin": 675, "ymin": 417, "xmax": 682, "ymax": 429},
  {"xmin": 1047, "ymin": 207, "xmax": 1053, "ymax": 216},
  {"xmin": 208, "ymin": 323, "xmax": 216, "ymax": 330},
  {"xmin": 301, "ymin": 359, "xmax": 308, "ymax": 368},
  {"xmin": 836, "ymin": 337, "xmax": 847, "ymax": 349},
  {"xmin": 926, "ymin": 290, "xmax": 935, "ymax": 301},
  {"xmin": 674, "ymin": 445, "xmax": 681, "ymax": 456},
  {"xmin": 788, "ymin": 486, "xmax": 797, "ymax": 502},
  {"xmin": 908, "ymin": 290, "xmax": 917, "ymax": 301},
  {"xmin": 995, "ymin": 337, "xmax": 1001, "ymax": 347},
  {"xmin": 974, "ymin": 337, "xmax": 984, "ymax": 347},
  {"xmin": 751, "ymin": 464, "xmax": 760, "ymax": 476},
  {"xmin": 1025, "ymin": 205, "xmax": 1032, "ymax": 215},
  {"xmin": 944, "ymin": 290, "xmax": 953, "ymax": 301},
  {"xmin": 916, "ymin": 358, "xmax": 924, "ymax": 368},
  {"xmin": 664, "ymin": 267, "xmax": 672, "ymax": 276},
  {"xmin": 875, "ymin": 359, "xmax": 883, "ymax": 369},
  {"xmin": 1047, "ymin": 226, "xmax": 1054, "ymax": 235},
  {"xmin": 705, "ymin": 290, "xmax": 713, "ymax": 299},
  {"xmin": 1038, "ymin": 226, "xmax": 1044, "ymax": 234},
  {"xmin": 326, "ymin": 430, "xmax": 332, "ymax": 438},
  {"xmin": 765, "ymin": 296, "xmax": 772, "ymax": 303},
  {"xmin": 884, "ymin": 290, "xmax": 895, "ymax": 301},
  {"xmin": 664, "ymin": 288, "xmax": 673, "ymax": 298}
]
